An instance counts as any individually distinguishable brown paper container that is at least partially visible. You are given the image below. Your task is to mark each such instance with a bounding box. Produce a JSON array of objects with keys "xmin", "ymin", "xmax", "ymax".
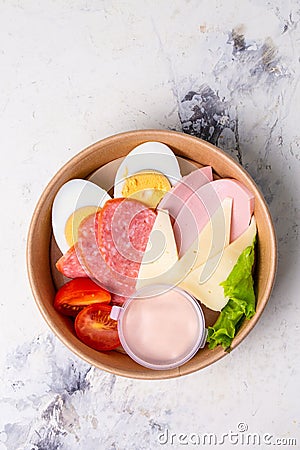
[{"xmin": 27, "ymin": 130, "xmax": 277, "ymax": 380}]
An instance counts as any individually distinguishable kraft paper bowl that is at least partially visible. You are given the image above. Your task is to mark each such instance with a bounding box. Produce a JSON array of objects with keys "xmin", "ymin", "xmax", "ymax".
[{"xmin": 27, "ymin": 130, "xmax": 277, "ymax": 380}]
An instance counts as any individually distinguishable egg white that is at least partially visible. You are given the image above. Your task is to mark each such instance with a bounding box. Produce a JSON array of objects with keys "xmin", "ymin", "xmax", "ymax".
[
  {"xmin": 52, "ymin": 179, "xmax": 111, "ymax": 254},
  {"xmin": 114, "ymin": 142, "xmax": 182, "ymax": 198}
]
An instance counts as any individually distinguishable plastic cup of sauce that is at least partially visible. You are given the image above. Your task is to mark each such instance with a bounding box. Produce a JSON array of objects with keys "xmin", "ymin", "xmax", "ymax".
[{"xmin": 110, "ymin": 284, "xmax": 207, "ymax": 370}]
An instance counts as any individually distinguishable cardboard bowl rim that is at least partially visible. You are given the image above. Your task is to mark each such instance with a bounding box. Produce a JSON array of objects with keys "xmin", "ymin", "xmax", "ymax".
[{"xmin": 27, "ymin": 129, "xmax": 277, "ymax": 380}]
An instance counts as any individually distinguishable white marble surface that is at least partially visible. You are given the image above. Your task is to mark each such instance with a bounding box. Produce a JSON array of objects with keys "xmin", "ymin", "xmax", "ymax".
[{"xmin": 1, "ymin": 1, "xmax": 299, "ymax": 449}]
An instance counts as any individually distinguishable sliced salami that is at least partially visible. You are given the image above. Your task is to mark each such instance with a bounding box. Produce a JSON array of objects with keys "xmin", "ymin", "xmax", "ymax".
[
  {"xmin": 97, "ymin": 198, "xmax": 156, "ymax": 279},
  {"xmin": 56, "ymin": 244, "xmax": 88, "ymax": 278},
  {"xmin": 110, "ymin": 293, "xmax": 127, "ymax": 306},
  {"xmin": 76, "ymin": 213, "xmax": 137, "ymax": 297},
  {"xmin": 56, "ymin": 200, "xmax": 156, "ymax": 297}
]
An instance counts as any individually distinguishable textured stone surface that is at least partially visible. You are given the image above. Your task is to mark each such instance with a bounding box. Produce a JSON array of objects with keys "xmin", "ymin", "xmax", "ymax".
[{"xmin": 0, "ymin": 1, "xmax": 299, "ymax": 449}]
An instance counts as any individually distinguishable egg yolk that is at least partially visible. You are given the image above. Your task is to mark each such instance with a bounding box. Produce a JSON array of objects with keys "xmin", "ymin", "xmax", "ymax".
[
  {"xmin": 122, "ymin": 171, "xmax": 171, "ymax": 208},
  {"xmin": 65, "ymin": 206, "xmax": 100, "ymax": 247}
]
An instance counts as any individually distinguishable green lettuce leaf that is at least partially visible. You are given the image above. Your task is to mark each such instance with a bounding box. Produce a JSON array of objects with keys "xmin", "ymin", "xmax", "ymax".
[{"xmin": 207, "ymin": 237, "xmax": 256, "ymax": 351}]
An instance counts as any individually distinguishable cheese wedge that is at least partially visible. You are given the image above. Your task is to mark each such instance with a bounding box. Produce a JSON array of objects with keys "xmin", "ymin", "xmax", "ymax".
[
  {"xmin": 179, "ymin": 216, "xmax": 257, "ymax": 311},
  {"xmin": 136, "ymin": 209, "xmax": 178, "ymax": 289}
]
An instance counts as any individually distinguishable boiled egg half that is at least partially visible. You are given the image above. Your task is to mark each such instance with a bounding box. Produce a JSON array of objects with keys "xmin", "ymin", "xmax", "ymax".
[
  {"xmin": 114, "ymin": 142, "xmax": 182, "ymax": 208},
  {"xmin": 52, "ymin": 179, "xmax": 111, "ymax": 254}
]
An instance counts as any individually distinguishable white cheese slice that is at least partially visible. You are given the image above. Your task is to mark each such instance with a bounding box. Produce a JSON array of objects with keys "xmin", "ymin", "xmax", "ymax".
[
  {"xmin": 179, "ymin": 216, "xmax": 257, "ymax": 311},
  {"xmin": 136, "ymin": 209, "xmax": 178, "ymax": 289},
  {"xmin": 137, "ymin": 198, "xmax": 233, "ymax": 288},
  {"xmin": 179, "ymin": 197, "xmax": 233, "ymax": 272}
]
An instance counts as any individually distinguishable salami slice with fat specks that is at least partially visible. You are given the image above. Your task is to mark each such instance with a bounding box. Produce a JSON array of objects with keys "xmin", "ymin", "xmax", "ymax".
[
  {"xmin": 56, "ymin": 199, "xmax": 156, "ymax": 296},
  {"xmin": 97, "ymin": 198, "xmax": 157, "ymax": 279},
  {"xmin": 76, "ymin": 213, "xmax": 136, "ymax": 297},
  {"xmin": 55, "ymin": 244, "xmax": 88, "ymax": 278},
  {"xmin": 110, "ymin": 293, "xmax": 127, "ymax": 306}
]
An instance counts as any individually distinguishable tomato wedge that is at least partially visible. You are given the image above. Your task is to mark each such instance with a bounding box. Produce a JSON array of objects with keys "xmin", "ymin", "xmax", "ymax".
[
  {"xmin": 75, "ymin": 304, "xmax": 120, "ymax": 351},
  {"xmin": 54, "ymin": 278, "xmax": 111, "ymax": 317}
]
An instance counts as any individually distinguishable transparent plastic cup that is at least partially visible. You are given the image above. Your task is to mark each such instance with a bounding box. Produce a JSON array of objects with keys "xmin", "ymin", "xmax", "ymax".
[{"xmin": 110, "ymin": 284, "xmax": 207, "ymax": 370}]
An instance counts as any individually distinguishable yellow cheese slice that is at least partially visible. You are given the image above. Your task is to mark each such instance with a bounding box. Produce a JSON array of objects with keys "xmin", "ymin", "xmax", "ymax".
[
  {"xmin": 179, "ymin": 216, "xmax": 257, "ymax": 311},
  {"xmin": 136, "ymin": 209, "xmax": 178, "ymax": 289}
]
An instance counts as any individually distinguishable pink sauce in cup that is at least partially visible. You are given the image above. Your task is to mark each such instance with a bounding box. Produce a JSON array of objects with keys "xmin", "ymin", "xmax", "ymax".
[{"xmin": 110, "ymin": 285, "xmax": 206, "ymax": 370}]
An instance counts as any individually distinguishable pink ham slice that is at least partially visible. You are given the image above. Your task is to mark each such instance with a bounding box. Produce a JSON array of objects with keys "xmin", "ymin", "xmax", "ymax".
[
  {"xmin": 158, "ymin": 166, "xmax": 213, "ymax": 220},
  {"xmin": 173, "ymin": 179, "xmax": 255, "ymax": 257}
]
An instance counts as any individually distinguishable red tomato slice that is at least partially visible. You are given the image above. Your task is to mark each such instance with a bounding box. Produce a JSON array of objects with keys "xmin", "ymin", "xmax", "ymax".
[
  {"xmin": 75, "ymin": 304, "xmax": 120, "ymax": 351},
  {"xmin": 54, "ymin": 278, "xmax": 111, "ymax": 317}
]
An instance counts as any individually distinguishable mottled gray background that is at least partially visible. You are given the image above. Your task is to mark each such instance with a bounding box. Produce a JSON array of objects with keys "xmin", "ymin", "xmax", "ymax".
[{"xmin": 0, "ymin": 1, "xmax": 299, "ymax": 449}]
